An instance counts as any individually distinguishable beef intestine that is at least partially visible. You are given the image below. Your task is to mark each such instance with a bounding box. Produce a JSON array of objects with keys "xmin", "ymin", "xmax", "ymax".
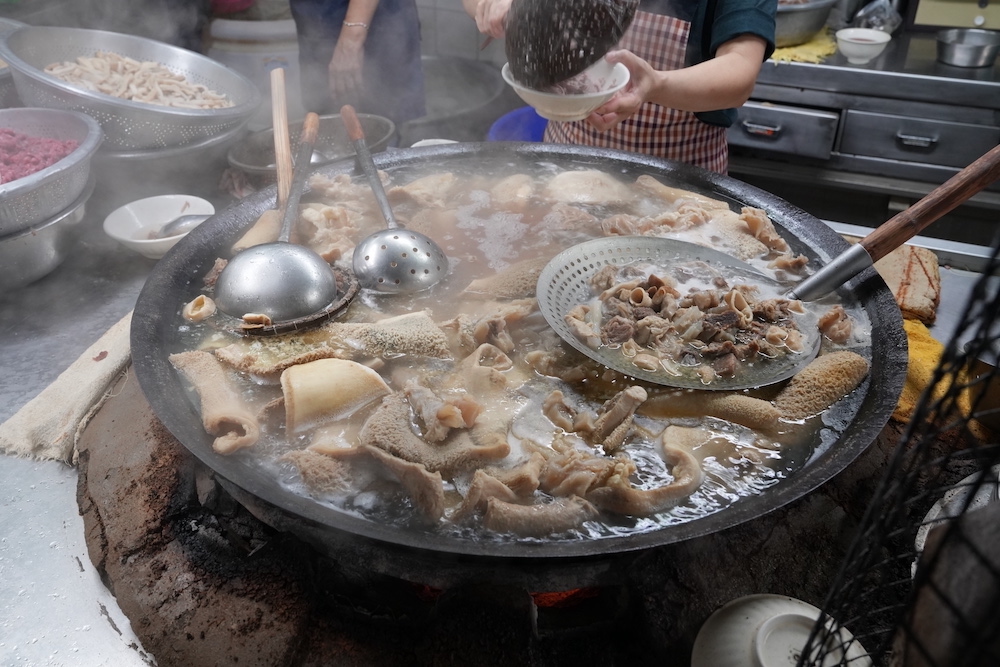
[{"xmin": 545, "ymin": 70, "xmax": 606, "ymax": 95}]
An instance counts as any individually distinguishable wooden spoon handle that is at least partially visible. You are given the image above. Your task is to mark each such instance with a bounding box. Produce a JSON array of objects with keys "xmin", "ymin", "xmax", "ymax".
[
  {"xmin": 270, "ymin": 67, "xmax": 293, "ymax": 210},
  {"xmin": 278, "ymin": 112, "xmax": 322, "ymax": 244},
  {"xmin": 861, "ymin": 143, "xmax": 1000, "ymax": 262},
  {"xmin": 340, "ymin": 104, "xmax": 399, "ymax": 229},
  {"xmin": 300, "ymin": 110, "xmax": 320, "ymax": 146},
  {"xmin": 341, "ymin": 103, "xmax": 364, "ymax": 142}
]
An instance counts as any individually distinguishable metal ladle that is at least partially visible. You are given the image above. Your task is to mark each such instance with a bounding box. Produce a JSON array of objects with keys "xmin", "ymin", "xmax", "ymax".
[
  {"xmin": 213, "ymin": 112, "xmax": 339, "ymax": 324},
  {"xmin": 341, "ymin": 105, "xmax": 449, "ymax": 293}
]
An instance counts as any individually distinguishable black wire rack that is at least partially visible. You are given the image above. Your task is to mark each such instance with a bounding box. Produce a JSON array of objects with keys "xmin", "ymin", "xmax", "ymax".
[{"xmin": 797, "ymin": 236, "xmax": 1000, "ymax": 667}]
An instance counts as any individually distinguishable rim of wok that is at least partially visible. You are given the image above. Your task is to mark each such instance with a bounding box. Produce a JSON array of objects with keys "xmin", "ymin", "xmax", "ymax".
[{"xmin": 131, "ymin": 142, "xmax": 906, "ymax": 571}]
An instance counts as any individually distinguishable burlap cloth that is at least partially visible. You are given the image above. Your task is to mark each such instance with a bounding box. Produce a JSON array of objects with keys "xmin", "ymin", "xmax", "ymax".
[{"xmin": 0, "ymin": 310, "xmax": 132, "ymax": 463}]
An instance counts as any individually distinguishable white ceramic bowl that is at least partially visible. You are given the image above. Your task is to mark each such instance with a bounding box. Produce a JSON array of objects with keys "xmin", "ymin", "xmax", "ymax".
[
  {"xmin": 836, "ymin": 28, "xmax": 891, "ymax": 65},
  {"xmin": 103, "ymin": 194, "xmax": 214, "ymax": 260},
  {"xmin": 501, "ymin": 59, "xmax": 630, "ymax": 122},
  {"xmin": 691, "ymin": 594, "xmax": 872, "ymax": 667}
]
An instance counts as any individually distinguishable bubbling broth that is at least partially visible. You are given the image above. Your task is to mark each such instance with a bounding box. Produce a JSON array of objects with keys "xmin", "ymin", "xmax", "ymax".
[{"xmin": 169, "ymin": 159, "xmax": 872, "ymax": 542}]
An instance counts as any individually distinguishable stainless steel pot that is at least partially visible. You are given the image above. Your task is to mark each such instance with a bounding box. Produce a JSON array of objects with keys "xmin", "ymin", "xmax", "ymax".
[
  {"xmin": 0, "ymin": 176, "xmax": 94, "ymax": 290},
  {"xmin": 130, "ymin": 142, "xmax": 906, "ymax": 590},
  {"xmin": 776, "ymin": 0, "xmax": 838, "ymax": 47},
  {"xmin": 398, "ymin": 57, "xmax": 520, "ymax": 146},
  {"xmin": 937, "ymin": 28, "xmax": 1000, "ymax": 68}
]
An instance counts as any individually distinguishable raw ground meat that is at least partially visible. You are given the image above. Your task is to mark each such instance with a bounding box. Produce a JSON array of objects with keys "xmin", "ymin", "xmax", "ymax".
[{"xmin": 0, "ymin": 128, "xmax": 78, "ymax": 184}]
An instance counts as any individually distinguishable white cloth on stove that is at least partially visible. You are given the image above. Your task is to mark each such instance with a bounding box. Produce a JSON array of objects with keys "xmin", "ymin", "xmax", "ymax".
[{"xmin": 0, "ymin": 311, "xmax": 132, "ymax": 464}]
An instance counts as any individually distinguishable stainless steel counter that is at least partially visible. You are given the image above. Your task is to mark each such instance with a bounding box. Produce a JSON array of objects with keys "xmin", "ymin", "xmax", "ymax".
[
  {"xmin": 730, "ymin": 32, "xmax": 1000, "ymax": 247},
  {"xmin": 757, "ymin": 32, "xmax": 1000, "ymax": 109},
  {"xmin": 0, "ymin": 190, "xmax": 995, "ymax": 665}
]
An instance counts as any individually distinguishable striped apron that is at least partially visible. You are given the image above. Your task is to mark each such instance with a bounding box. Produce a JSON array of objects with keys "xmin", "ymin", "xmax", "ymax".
[{"xmin": 544, "ymin": 10, "xmax": 730, "ymax": 174}]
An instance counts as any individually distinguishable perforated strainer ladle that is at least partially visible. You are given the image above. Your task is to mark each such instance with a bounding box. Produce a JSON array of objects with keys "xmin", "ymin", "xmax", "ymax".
[
  {"xmin": 538, "ymin": 143, "xmax": 1000, "ymax": 391},
  {"xmin": 537, "ymin": 236, "xmax": 821, "ymax": 392},
  {"xmin": 341, "ymin": 105, "xmax": 449, "ymax": 293}
]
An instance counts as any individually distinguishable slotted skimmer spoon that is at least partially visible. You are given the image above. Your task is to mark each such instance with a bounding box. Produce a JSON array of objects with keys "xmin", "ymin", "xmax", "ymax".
[
  {"xmin": 505, "ymin": 0, "xmax": 639, "ymax": 89},
  {"xmin": 341, "ymin": 104, "xmax": 449, "ymax": 293},
  {"xmin": 538, "ymin": 143, "xmax": 1000, "ymax": 391}
]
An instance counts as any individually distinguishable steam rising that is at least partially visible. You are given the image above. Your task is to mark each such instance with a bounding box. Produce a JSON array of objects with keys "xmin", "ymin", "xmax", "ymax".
[{"xmin": 32, "ymin": 0, "xmax": 209, "ymax": 52}]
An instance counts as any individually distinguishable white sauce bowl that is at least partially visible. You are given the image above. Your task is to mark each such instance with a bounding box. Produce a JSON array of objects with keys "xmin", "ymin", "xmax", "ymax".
[
  {"xmin": 103, "ymin": 194, "xmax": 214, "ymax": 260},
  {"xmin": 836, "ymin": 28, "xmax": 891, "ymax": 65}
]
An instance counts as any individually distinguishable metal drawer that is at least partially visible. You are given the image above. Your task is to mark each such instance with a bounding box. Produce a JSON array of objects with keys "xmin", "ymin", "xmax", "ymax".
[
  {"xmin": 839, "ymin": 110, "xmax": 1000, "ymax": 168},
  {"xmin": 728, "ymin": 102, "xmax": 839, "ymax": 160}
]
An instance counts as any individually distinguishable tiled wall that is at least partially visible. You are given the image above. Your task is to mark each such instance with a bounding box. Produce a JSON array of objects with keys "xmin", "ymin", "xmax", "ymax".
[{"xmin": 416, "ymin": 0, "xmax": 507, "ymax": 67}]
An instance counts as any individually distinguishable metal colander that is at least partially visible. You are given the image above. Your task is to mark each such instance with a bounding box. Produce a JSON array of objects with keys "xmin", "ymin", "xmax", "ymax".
[
  {"xmin": 0, "ymin": 18, "xmax": 26, "ymax": 109},
  {"xmin": 0, "ymin": 26, "xmax": 261, "ymax": 151},
  {"xmin": 0, "ymin": 107, "xmax": 103, "ymax": 236},
  {"xmin": 796, "ymin": 238, "xmax": 1000, "ymax": 667}
]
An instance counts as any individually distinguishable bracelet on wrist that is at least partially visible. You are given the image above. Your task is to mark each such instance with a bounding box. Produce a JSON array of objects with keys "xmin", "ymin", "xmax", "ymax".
[{"xmin": 343, "ymin": 21, "xmax": 369, "ymax": 29}]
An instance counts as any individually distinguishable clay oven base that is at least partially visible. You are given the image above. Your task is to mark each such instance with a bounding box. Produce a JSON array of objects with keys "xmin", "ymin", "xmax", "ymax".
[
  {"xmin": 75, "ymin": 370, "xmax": 941, "ymax": 667},
  {"xmin": 75, "ymin": 374, "xmax": 409, "ymax": 667}
]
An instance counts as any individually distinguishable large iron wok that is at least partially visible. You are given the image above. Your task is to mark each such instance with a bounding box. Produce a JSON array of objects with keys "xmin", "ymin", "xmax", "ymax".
[{"xmin": 130, "ymin": 143, "xmax": 906, "ymax": 590}]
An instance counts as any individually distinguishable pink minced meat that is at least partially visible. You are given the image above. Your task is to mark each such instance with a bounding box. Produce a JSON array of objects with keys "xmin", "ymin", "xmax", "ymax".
[{"xmin": 0, "ymin": 128, "xmax": 79, "ymax": 184}]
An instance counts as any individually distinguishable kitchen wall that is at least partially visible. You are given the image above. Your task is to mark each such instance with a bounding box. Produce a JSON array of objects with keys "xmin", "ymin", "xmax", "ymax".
[{"xmin": 0, "ymin": 0, "xmax": 504, "ymax": 66}]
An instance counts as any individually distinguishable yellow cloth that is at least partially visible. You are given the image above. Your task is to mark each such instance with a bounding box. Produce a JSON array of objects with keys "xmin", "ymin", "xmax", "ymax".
[
  {"xmin": 770, "ymin": 31, "xmax": 838, "ymax": 64},
  {"xmin": 895, "ymin": 319, "xmax": 990, "ymax": 441}
]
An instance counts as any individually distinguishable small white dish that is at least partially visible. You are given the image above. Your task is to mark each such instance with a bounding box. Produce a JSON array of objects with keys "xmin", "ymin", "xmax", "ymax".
[
  {"xmin": 691, "ymin": 594, "xmax": 872, "ymax": 667},
  {"xmin": 103, "ymin": 194, "xmax": 214, "ymax": 260},
  {"xmin": 501, "ymin": 58, "xmax": 630, "ymax": 122},
  {"xmin": 836, "ymin": 28, "xmax": 891, "ymax": 64}
]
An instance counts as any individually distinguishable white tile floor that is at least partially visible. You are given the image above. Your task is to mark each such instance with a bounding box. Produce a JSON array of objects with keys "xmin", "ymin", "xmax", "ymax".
[{"xmin": 0, "ymin": 458, "xmax": 151, "ymax": 666}]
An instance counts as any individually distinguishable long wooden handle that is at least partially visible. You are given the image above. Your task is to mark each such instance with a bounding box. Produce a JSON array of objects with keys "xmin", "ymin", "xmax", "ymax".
[
  {"xmin": 278, "ymin": 112, "xmax": 322, "ymax": 244},
  {"xmin": 299, "ymin": 110, "xmax": 320, "ymax": 147},
  {"xmin": 340, "ymin": 104, "xmax": 399, "ymax": 229},
  {"xmin": 341, "ymin": 103, "xmax": 364, "ymax": 142},
  {"xmin": 861, "ymin": 143, "xmax": 1000, "ymax": 262},
  {"xmin": 270, "ymin": 67, "xmax": 293, "ymax": 210}
]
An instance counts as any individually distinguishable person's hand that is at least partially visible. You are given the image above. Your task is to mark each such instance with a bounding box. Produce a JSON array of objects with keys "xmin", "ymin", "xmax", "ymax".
[
  {"xmin": 329, "ymin": 30, "xmax": 366, "ymax": 101},
  {"xmin": 586, "ymin": 50, "xmax": 655, "ymax": 131},
  {"xmin": 474, "ymin": 0, "xmax": 512, "ymax": 38}
]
